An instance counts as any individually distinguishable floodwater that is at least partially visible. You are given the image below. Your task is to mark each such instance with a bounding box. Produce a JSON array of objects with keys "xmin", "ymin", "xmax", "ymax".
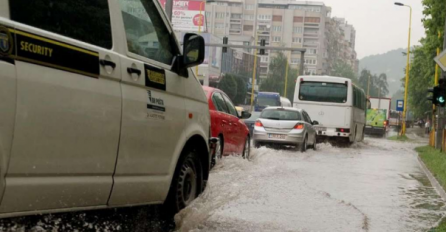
[
  {"xmin": 175, "ymin": 137, "xmax": 445, "ymax": 232},
  {"xmin": 0, "ymin": 133, "xmax": 443, "ymax": 232}
]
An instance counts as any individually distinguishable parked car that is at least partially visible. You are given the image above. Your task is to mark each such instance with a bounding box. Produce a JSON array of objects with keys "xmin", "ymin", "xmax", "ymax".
[
  {"xmin": 0, "ymin": 0, "xmax": 212, "ymax": 219},
  {"xmin": 203, "ymin": 87, "xmax": 252, "ymax": 163},
  {"xmin": 252, "ymin": 107, "xmax": 318, "ymax": 152},
  {"xmin": 243, "ymin": 111, "xmax": 262, "ymax": 137}
]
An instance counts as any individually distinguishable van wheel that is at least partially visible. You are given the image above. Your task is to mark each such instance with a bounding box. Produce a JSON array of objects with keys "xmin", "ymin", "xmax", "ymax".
[
  {"xmin": 242, "ymin": 136, "xmax": 250, "ymax": 160},
  {"xmin": 164, "ymin": 147, "xmax": 202, "ymax": 216}
]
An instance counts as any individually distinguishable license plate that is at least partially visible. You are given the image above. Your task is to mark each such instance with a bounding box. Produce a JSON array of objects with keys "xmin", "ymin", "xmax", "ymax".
[
  {"xmin": 314, "ymin": 126, "xmax": 326, "ymax": 131},
  {"xmin": 268, "ymin": 134, "xmax": 286, "ymax": 139}
]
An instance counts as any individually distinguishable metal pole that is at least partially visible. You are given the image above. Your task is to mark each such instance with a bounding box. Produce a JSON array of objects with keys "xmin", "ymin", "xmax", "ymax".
[
  {"xmin": 436, "ymin": 13, "xmax": 446, "ymax": 149},
  {"xmin": 299, "ymin": 51, "xmax": 305, "ymax": 76},
  {"xmin": 195, "ymin": 1, "xmax": 205, "ymax": 79},
  {"xmin": 367, "ymin": 74, "xmax": 371, "ymax": 97},
  {"xmin": 165, "ymin": 0, "xmax": 173, "ymax": 21},
  {"xmin": 250, "ymin": 33, "xmax": 258, "ymax": 112},
  {"xmin": 284, "ymin": 51, "xmax": 290, "ymax": 97},
  {"xmin": 432, "ymin": 31, "xmax": 440, "ymax": 146},
  {"xmin": 401, "ymin": 5, "xmax": 412, "ymax": 136}
]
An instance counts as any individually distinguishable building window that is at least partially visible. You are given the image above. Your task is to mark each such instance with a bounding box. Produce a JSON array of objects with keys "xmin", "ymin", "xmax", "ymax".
[
  {"xmin": 231, "ymin": 14, "xmax": 242, "ymax": 19},
  {"xmin": 305, "ymin": 59, "xmax": 317, "ymax": 65},
  {"xmin": 272, "ymin": 26, "xmax": 282, "ymax": 32},
  {"xmin": 230, "ymin": 24, "xmax": 241, "ymax": 29},
  {"xmin": 293, "ymin": 16, "xmax": 303, "ymax": 23},
  {"xmin": 292, "ymin": 37, "xmax": 302, "ymax": 43},
  {"xmin": 293, "ymin": 27, "xmax": 303, "ymax": 33},
  {"xmin": 272, "ymin": 36, "xmax": 281, "ymax": 42},
  {"xmin": 291, "ymin": 58, "xmax": 300, "ymax": 64},
  {"xmin": 258, "ymin": 15, "xmax": 272, "ymax": 20},
  {"xmin": 206, "ymin": 12, "xmax": 212, "ymax": 19},
  {"xmin": 260, "ymin": 56, "xmax": 269, "ymax": 63},
  {"xmin": 216, "ymin": 12, "xmax": 225, "ymax": 19},
  {"xmin": 245, "ymin": 4, "xmax": 255, "ymax": 10},
  {"xmin": 308, "ymin": 49, "xmax": 317, "ymax": 54},
  {"xmin": 243, "ymin": 25, "xmax": 253, "ymax": 31},
  {"xmin": 217, "ymin": 2, "xmax": 226, "ymax": 6},
  {"xmin": 215, "ymin": 23, "xmax": 225, "ymax": 29},
  {"xmin": 244, "ymin": 14, "xmax": 254, "ymax": 20},
  {"xmin": 272, "ymin": 15, "xmax": 282, "ymax": 22},
  {"xmin": 305, "ymin": 17, "xmax": 320, "ymax": 23}
]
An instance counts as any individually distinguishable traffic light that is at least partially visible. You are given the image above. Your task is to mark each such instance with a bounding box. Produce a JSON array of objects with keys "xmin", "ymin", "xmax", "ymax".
[
  {"xmin": 427, "ymin": 86, "xmax": 438, "ymax": 105},
  {"xmin": 438, "ymin": 87, "xmax": 446, "ymax": 107},
  {"xmin": 259, "ymin": 39, "xmax": 266, "ymax": 55},
  {"xmin": 222, "ymin": 36, "xmax": 228, "ymax": 53},
  {"xmin": 427, "ymin": 85, "xmax": 446, "ymax": 107}
]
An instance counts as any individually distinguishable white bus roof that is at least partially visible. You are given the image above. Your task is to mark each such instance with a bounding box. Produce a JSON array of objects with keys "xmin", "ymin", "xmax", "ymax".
[{"xmin": 298, "ymin": 75, "xmax": 352, "ymax": 83}]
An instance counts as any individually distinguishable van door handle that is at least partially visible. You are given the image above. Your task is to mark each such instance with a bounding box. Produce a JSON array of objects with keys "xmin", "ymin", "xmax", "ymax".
[
  {"xmin": 99, "ymin": 59, "xmax": 116, "ymax": 69},
  {"xmin": 127, "ymin": 67, "xmax": 142, "ymax": 76}
]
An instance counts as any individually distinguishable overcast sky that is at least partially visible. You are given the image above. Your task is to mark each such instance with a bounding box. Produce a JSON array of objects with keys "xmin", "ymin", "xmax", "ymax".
[{"xmin": 322, "ymin": 0, "xmax": 424, "ymax": 59}]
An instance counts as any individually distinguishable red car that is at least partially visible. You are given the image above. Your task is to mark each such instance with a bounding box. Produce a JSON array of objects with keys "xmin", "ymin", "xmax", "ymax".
[{"xmin": 203, "ymin": 87, "xmax": 251, "ymax": 163}]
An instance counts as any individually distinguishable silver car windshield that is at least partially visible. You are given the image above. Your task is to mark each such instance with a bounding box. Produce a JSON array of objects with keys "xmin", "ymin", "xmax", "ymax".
[{"xmin": 260, "ymin": 109, "xmax": 302, "ymax": 121}]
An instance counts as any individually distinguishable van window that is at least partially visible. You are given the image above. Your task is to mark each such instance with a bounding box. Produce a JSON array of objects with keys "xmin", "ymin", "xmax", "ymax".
[
  {"xmin": 10, "ymin": 0, "xmax": 112, "ymax": 49},
  {"xmin": 119, "ymin": 0, "xmax": 175, "ymax": 65}
]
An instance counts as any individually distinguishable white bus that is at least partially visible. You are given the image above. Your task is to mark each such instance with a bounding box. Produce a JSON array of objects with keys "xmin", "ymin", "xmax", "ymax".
[{"xmin": 293, "ymin": 76, "xmax": 367, "ymax": 143}]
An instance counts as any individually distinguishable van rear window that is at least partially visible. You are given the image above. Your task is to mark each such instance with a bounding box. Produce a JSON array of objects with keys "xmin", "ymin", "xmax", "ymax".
[
  {"xmin": 10, "ymin": 0, "xmax": 112, "ymax": 49},
  {"xmin": 299, "ymin": 82, "xmax": 347, "ymax": 103}
]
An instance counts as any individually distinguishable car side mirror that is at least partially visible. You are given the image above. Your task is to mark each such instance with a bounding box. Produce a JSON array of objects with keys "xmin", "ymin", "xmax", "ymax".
[
  {"xmin": 312, "ymin": 120, "xmax": 319, "ymax": 125},
  {"xmin": 182, "ymin": 33, "xmax": 205, "ymax": 68},
  {"xmin": 240, "ymin": 111, "xmax": 251, "ymax": 119}
]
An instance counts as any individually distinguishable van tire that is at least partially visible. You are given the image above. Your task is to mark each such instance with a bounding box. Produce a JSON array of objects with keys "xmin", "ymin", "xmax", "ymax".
[{"xmin": 163, "ymin": 146, "xmax": 202, "ymax": 217}]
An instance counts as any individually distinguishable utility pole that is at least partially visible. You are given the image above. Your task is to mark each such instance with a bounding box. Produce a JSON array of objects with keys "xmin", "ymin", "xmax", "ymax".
[{"xmin": 436, "ymin": 15, "xmax": 446, "ymax": 150}]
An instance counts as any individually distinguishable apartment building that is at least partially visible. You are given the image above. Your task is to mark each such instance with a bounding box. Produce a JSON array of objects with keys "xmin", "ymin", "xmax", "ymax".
[{"xmin": 204, "ymin": 0, "xmax": 333, "ymax": 78}]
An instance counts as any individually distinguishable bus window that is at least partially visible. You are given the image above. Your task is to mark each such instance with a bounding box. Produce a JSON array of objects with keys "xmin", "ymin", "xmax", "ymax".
[{"xmin": 299, "ymin": 82, "xmax": 347, "ymax": 103}]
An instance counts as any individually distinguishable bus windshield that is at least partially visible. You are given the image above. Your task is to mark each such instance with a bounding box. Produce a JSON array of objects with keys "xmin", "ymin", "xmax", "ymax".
[{"xmin": 299, "ymin": 82, "xmax": 348, "ymax": 103}]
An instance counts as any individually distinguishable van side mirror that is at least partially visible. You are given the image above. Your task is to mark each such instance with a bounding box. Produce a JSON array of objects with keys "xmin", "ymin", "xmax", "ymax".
[
  {"xmin": 312, "ymin": 120, "xmax": 319, "ymax": 125},
  {"xmin": 240, "ymin": 111, "xmax": 251, "ymax": 119},
  {"xmin": 182, "ymin": 33, "xmax": 205, "ymax": 68}
]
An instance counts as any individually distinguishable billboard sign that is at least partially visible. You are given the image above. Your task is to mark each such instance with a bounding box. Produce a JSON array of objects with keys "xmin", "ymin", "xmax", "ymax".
[{"xmin": 159, "ymin": 0, "xmax": 206, "ymax": 32}]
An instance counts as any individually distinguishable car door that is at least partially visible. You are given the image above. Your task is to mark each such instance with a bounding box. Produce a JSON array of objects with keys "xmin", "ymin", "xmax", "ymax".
[
  {"xmin": 211, "ymin": 92, "xmax": 234, "ymax": 154},
  {"xmin": 302, "ymin": 111, "xmax": 316, "ymax": 144},
  {"xmin": 107, "ymin": 0, "xmax": 188, "ymax": 206},
  {"xmin": 221, "ymin": 93, "xmax": 244, "ymax": 154},
  {"xmin": 1, "ymin": 0, "xmax": 122, "ymax": 213}
]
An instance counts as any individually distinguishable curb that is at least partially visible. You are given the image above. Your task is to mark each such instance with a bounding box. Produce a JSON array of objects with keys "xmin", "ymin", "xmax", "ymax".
[{"xmin": 417, "ymin": 155, "xmax": 446, "ymax": 201}]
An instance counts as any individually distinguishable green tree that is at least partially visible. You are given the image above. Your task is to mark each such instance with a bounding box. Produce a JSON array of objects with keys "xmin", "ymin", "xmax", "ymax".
[
  {"xmin": 232, "ymin": 75, "xmax": 247, "ymax": 105},
  {"xmin": 358, "ymin": 69, "xmax": 389, "ymax": 97},
  {"xmin": 218, "ymin": 74, "xmax": 238, "ymax": 101},
  {"xmin": 330, "ymin": 60, "xmax": 357, "ymax": 82},
  {"xmin": 402, "ymin": 0, "xmax": 445, "ymax": 118},
  {"xmin": 260, "ymin": 52, "xmax": 298, "ymax": 102}
]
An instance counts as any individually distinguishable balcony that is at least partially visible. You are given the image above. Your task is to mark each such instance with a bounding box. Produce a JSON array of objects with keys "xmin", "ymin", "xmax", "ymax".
[
  {"xmin": 304, "ymin": 33, "xmax": 319, "ymax": 38},
  {"xmin": 230, "ymin": 19, "xmax": 242, "ymax": 23},
  {"xmin": 229, "ymin": 29, "xmax": 241, "ymax": 34}
]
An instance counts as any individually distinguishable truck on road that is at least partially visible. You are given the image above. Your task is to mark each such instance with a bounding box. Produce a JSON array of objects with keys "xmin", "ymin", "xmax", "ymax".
[{"xmin": 365, "ymin": 97, "xmax": 391, "ymax": 137}]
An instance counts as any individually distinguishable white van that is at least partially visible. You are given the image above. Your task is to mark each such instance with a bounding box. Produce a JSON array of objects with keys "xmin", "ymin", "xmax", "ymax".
[
  {"xmin": 0, "ymin": 0, "xmax": 212, "ymax": 218},
  {"xmin": 293, "ymin": 76, "xmax": 366, "ymax": 143},
  {"xmin": 280, "ymin": 97, "xmax": 292, "ymax": 107}
]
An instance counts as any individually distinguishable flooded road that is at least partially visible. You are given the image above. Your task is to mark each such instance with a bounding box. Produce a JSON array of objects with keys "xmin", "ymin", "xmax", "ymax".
[
  {"xmin": 1, "ymin": 133, "xmax": 443, "ymax": 232},
  {"xmin": 176, "ymin": 137, "xmax": 445, "ymax": 232}
]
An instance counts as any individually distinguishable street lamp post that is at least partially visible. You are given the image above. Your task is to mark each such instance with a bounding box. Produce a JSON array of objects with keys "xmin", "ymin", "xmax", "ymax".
[
  {"xmin": 195, "ymin": 1, "xmax": 206, "ymax": 79},
  {"xmin": 395, "ymin": 2, "xmax": 412, "ymax": 136}
]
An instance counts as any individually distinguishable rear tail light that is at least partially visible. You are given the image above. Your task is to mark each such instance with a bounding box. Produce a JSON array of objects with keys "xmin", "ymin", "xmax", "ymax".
[
  {"xmin": 255, "ymin": 121, "xmax": 263, "ymax": 127},
  {"xmin": 336, "ymin": 128, "xmax": 350, "ymax": 133},
  {"xmin": 294, "ymin": 123, "xmax": 304, "ymax": 129},
  {"xmin": 384, "ymin": 120, "xmax": 388, "ymax": 126}
]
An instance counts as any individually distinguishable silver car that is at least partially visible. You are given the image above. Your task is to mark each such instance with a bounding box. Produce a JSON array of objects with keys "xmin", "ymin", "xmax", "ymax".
[{"xmin": 252, "ymin": 107, "xmax": 318, "ymax": 152}]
